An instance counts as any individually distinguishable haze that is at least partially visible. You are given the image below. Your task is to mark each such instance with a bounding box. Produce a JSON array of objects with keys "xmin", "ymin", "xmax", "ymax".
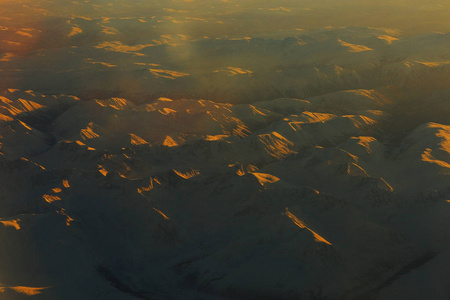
[{"xmin": 1, "ymin": 1, "xmax": 450, "ymax": 299}]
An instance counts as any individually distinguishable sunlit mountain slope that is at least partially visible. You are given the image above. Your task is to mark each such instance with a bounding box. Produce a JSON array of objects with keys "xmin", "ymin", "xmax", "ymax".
[
  {"xmin": 1, "ymin": 0, "xmax": 450, "ymax": 299},
  {"xmin": 1, "ymin": 81, "xmax": 449, "ymax": 299}
]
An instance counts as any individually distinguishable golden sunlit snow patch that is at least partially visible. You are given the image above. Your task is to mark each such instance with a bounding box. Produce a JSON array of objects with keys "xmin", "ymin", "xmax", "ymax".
[
  {"xmin": 98, "ymin": 165, "xmax": 108, "ymax": 176},
  {"xmin": 158, "ymin": 97, "xmax": 173, "ymax": 102},
  {"xmin": 43, "ymin": 195, "xmax": 61, "ymax": 203},
  {"xmin": 205, "ymin": 135, "xmax": 229, "ymax": 141},
  {"xmin": 80, "ymin": 124, "xmax": 99, "ymax": 140},
  {"xmin": 85, "ymin": 59, "xmax": 116, "ymax": 68},
  {"xmin": 163, "ymin": 136, "xmax": 178, "ymax": 147},
  {"xmin": 284, "ymin": 208, "xmax": 332, "ymax": 245},
  {"xmin": 358, "ymin": 115, "xmax": 377, "ymax": 125},
  {"xmin": 229, "ymin": 37, "xmax": 252, "ymax": 41},
  {"xmin": 159, "ymin": 108, "xmax": 177, "ymax": 115},
  {"xmin": 0, "ymin": 219, "xmax": 21, "ymax": 230},
  {"xmin": 377, "ymin": 35, "xmax": 398, "ymax": 44},
  {"xmin": 377, "ymin": 178, "xmax": 394, "ymax": 192},
  {"xmin": 251, "ymin": 172, "xmax": 280, "ymax": 186},
  {"xmin": 15, "ymin": 31, "xmax": 33, "ymax": 37},
  {"xmin": 57, "ymin": 208, "xmax": 74, "ymax": 226},
  {"xmin": 18, "ymin": 120, "xmax": 31, "ymax": 131},
  {"xmin": 347, "ymin": 163, "xmax": 370, "ymax": 177},
  {"xmin": 173, "ymin": 169, "xmax": 200, "ymax": 179},
  {"xmin": 9, "ymin": 286, "xmax": 50, "ymax": 296},
  {"xmin": 135, "ymin": 62, "xmax": 161, "ymax": 67},
  {"xmin": 52, "ymin": 188, "xmax": 62, "ymax": 193},
  {"xmin": 138, "ymin": 178, "xmax": 162, "ymax": 193},
  {"xmin": 185, "ymin": 17, "xmax": 208, "ymax": 22},
  {"xmin": 127, "ymin": 133, "xmax": 146, "ymax": 145},
  {"xmin": 0, "ymin": 113, "xmax": 13, "ymax": 121},
  {"xmin": 421, "ymin": 148, "xmax": 450, "ymax": 168},
  {"xmin": 429, "ymin": 123, "xmax": 450, "ymax": 152},
  {"xmin": 417, "ymin": 62, "xmax": 440, "ymax": 67},
  {"xmin": 5, "ymin": 41, "xmax": 21, "ymax": 47},
  {"xmin": 345, "ymin": 115, "xmax": 377, "ymax": 129},
  {"xmin": 101, "ymin": 26, "xmax": 118, "ymax": 35},
  {"xmin": 258, "ymin": 132, "xmax": 296, "ymax": 159},
  {"xmin": 95, "ymin": 41, "xmax": 153, "ymax": 53},
  {"xmin": 63, "ymin": 180, "xmax": 70, "ymax": 188},
  {"xmin": 248, "ymin": 105, "xmax": 267, "ymax": 116},
  {"xmin": 153, "ymin": 208, "xmax": 170, "ymax": 220},
  {"xmin": 338, "ymin": 39, "xmax": 373, "ymax": 52},
  {"xmin": 236, "ymin": 164, "xmax": 259, "ymax": 176},
  {"xmin": 247, "ymin": 164, "xmax": 259, "ymax": 172},
  {"xmin": 20, "ymin": 157, "xmax": 46, "ymax": 170},
  {"xmin": 416, "ymin": 61, "xmax": 450, "ymax": 68},
  {"xmin": 0, "ymin": 96, "xmax": 12, "ymax": 104},
  {"xmin": 214, "ymin": 67, "xmax": 253, "ymax": 76},
  {"xmin": 269, "ymin": 7, "xmax": 291, "ymax": 12},
  {"xmin": 16, "ymin": 99, "xmax": 45, "ymax": 113},
  {"xmin": 300, "ymin": 111, "xmax": 336, "ymax": 123},
  {"xmin": 353, "ymin": 136, "xmax": 377, "ymax": 153},
  {"xmin": 349, "ymin": 89, "xmax": 391, "ymax": 105},
  {"xmin": 68, "ymin": 26, "xmax": 82, "ymax": 37},
  {"xmin": 231, "ymin": 123, "xmax": 251, "ymax": 137},
  {"xmin": 0, "ymin": 53, "xmax": 15, "ymax": 62},
  {"xmin": 96, "ymin": 98, "xmax": 133, "ymax": 110},
  {"xmin": 149, "ymin": 69, "xmax": 190, "ymax": 79}
]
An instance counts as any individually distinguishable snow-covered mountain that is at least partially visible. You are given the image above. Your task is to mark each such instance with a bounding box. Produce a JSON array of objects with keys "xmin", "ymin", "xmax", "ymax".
[
  {"xmin": 1, "ymin": 80, "xmax": 449, "ymax": 299},
  {"xmin": 1, "ymin": 1, "xmax": 450, "ymax": 299}
]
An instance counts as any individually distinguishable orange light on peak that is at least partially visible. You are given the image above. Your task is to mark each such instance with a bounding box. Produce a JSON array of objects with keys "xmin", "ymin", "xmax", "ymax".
[
  {"xmin": 130, "ymin": 133, "xmax": 148, "ymax": 145},
  {"xmin": 163, "ymin": 136, "xmax": 178, "ymax": 147},
  {"xmin": 153, "ymin": 208, "xmax": 170, "ymax": 220},
  {"xmin": 422, "ymin": 148, "xmax": 450, "ymax": 168},
  {"xmin": 158, "ymin": 97, "xmax": 173, "ymax": 102},
  {"xmin": 284, "ymin": 208, "xmax": 332, "ymax": 245},
  {"xmin": 98, "ymin": 165, "xmax": 108, "ymax": 176},
  {"xmin": 43, "ymin": 195, "xmax": 61, "ymax": 203},
  {"xmin": 338, "ymin": 39, "xmax": 373, "ymax": 53},
  {"xmin": 158, "ymin": 108, "xmax": 177, "ymax": 115},
  {"xmin": 173, "ymin": 169, "xmax": 200, "ymax": 179},
  {"xmin": 251, "ymin": 172, "xmax": 280, "ymax": 186},
  {"xmin": 149, "ymin": 69, "xmax": 190, "ymax": 80},
  {"xmin": 8, "ymin": 286, "xmax": 51, "ymax": 296},
  {"xmin": 0, "ymin": 219, "xmax": 21, "ymax": 230},
  {"xmin": 236, "ymin": 169, "xmax": 245, "ymax": 176},
  {"xmin": 205, "ymin": 135, "xmax": 229, "ymax": 141},
  {"xmin": 57, "ymin": 209, "xmax": 74, "ymax": 226}
]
